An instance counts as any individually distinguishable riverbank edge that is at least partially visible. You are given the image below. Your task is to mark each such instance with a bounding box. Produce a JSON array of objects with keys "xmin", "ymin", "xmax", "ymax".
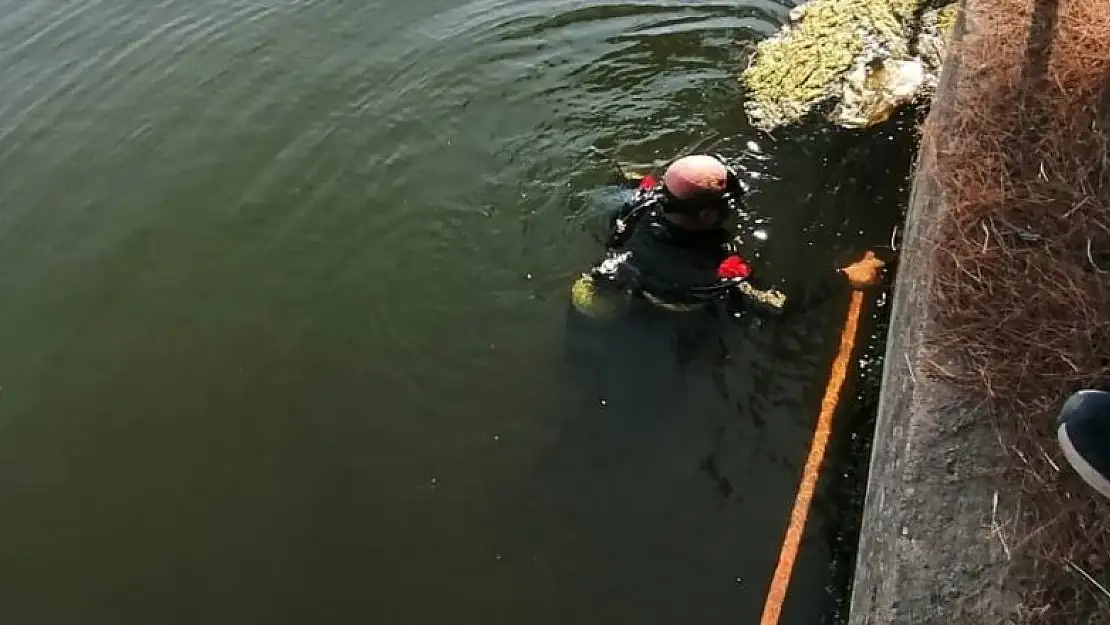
[{"xmin": 847, "ymin": 3, "xmax": 1019, "ymax": 622}]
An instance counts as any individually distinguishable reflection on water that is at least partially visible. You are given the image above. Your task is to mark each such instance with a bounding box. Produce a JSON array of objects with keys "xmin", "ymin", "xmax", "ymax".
[{"xmin": 0, "ymin": 0, "xmax": 913, "ymax": 623}]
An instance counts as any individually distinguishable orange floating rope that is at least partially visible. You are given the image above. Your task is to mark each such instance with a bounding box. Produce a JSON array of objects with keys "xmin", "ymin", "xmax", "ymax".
[{"xmin": 759, "ymin": 257, "xmax": 869, "ymax": 625}]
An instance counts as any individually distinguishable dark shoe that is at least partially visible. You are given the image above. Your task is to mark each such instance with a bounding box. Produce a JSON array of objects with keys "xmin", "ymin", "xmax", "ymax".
[{"xmin": 1057, "ymin": 389, "xmax": 1110, "ymax": 500}]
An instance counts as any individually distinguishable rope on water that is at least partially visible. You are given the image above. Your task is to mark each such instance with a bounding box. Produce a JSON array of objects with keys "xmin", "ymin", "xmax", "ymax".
[{"xmin": 759, "ymin": 254, "xmax": 869, "ymax": 625}]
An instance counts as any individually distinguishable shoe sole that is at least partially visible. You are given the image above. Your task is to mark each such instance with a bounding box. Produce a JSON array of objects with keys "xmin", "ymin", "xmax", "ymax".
[{"xmin": 1058, "ymin": 422, "xmax": 1110, "ymax": 501}]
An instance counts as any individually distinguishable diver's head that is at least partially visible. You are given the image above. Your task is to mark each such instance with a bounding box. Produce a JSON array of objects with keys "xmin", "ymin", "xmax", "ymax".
[{"xmin": 659, "ymin": 154, "xmax": 740, "ymax": 231}]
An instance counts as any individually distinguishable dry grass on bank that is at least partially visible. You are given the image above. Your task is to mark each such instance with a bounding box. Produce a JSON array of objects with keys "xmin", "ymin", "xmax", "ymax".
[{"xmin": 920, "ymin": 0, "xmax": 1110, "ymax": 620}]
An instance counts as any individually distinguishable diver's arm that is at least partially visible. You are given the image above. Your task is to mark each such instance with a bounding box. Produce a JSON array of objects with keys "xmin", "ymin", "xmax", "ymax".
[
  {"xmin": 729, "ymin": 269, "xmax": 848, "ymax": 317},
  {"xmin": 729, "ymin": 254, "xmax": 884, "ymax": 317}
]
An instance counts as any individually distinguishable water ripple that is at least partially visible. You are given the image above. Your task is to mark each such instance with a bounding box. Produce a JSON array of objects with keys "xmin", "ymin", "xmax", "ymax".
[
  {"xmin": 0, "ymin": 0, "xmax": 914, "ymax": 622},
  {"xmin": 0, "ymin": 0, "xmax": 792, "ymax": 473}
]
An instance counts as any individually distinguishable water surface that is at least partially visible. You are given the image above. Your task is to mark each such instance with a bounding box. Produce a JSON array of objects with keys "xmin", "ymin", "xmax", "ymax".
[{"xmin": 0, "ymin": 1, "xmax": 914, "ymax": 623}]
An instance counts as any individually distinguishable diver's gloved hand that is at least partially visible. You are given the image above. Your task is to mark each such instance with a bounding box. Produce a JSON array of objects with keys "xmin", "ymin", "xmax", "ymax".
[{"xmin": 839, "ymin": 252, "xmax": 886, "ymax": 289}]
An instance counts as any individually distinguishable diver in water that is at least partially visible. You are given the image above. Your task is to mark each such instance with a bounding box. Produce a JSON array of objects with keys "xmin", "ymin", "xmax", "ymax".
[
  {"xmin": 553, "ymin": 154, "xmax": 888, "ymax": 535},
  {"xmin": 569, "ymin": 153, "xmax": 886, "ymax": 324}
]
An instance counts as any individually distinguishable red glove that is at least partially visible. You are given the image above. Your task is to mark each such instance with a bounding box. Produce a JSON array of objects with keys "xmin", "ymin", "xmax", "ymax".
[{"xmin": 717, "ymin": 255, "xmax": 751, "ymax": 280}]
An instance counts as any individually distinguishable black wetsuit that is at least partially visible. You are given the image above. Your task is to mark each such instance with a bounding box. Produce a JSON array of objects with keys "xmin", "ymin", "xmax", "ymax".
[
  {"xmin": 564, "ymin": 183, "xmax": 853, "ymax": 386},
  {"xmin": 583, "ymin": 188, "xmax": 849, "ymax": 319}
]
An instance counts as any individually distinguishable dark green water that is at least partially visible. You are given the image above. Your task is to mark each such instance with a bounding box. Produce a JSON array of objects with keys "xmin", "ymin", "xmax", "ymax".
[{"xmin": 0, "ymin": 1, "xmax": 916, "ymax": 623}]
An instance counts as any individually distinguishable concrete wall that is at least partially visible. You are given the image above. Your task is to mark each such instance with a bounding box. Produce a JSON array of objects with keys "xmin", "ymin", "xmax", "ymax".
[{"xmin": 848, "ymin": 2, "xmax": 1020, "ymax": 622}]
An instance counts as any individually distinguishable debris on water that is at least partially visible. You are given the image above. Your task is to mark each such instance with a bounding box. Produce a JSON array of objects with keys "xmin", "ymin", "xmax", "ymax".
[
  {"xmin": 525, "ymin": 273, "xmax": 532, "ymax": 280},
  {"xmin": 740, "ymin": 0, "xmax": 959, "ymax": 131},
  {"xmin": 600, "ymin": 398, "xmax": 607, "ymax": 407},
  {"xmin": 735, "ymin": 576, "xmax": 743, "ymax": 584},
  {"xmin": 753, "ymin": 229, "xmax": 768, "ymax": 241},
  {"xmin": 430, "ymin": 477, "xmax": 438, "ymax": 488},
  {"xmin": 746, "ymin": 140, "xmax": 762, "ymax": 153},
  {"xmin": 492, "ymin": 434, "xmax": 500, "ymax": 442},
  {"xmin": 495, "ymin": 553, "xmax": 503, "ymax": 561}
]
